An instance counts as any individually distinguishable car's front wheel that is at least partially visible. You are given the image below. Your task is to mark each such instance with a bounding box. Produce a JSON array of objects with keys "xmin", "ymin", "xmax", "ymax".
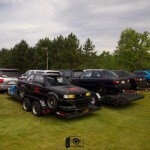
[{"xmin": 47, "ymin": 95, "xmax": 58, "ymax": 111}]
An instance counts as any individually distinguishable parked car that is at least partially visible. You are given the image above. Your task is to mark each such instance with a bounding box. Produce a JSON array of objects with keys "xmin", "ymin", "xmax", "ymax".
[
  {"xmin": 113, "ymin": 70, "xmax": 146, "ymax": 90},
  {"xmin": 17, "ymin": 73, "xmax": 99, "ymax": 117},
  {"xmin": 19, "ymin": 70, "xmax": 41, "ymax": 80},
  {"xmin": 133, "ymin": 70, "xmax": 150, "ymax": 87},
  {"xmin": 68, "ymin": 69, "xmax": 131, "ymax": 96},
  {"xmin": 0, "ymin": 68, "xmax": 21, "ymax": 91},
  {"xmin": 19, "ymin": 70, "xmax": 60, "ymax": 80},
  {"xmin": 59, "ymin": 70, "xmax": 84, "ymax": 79}
]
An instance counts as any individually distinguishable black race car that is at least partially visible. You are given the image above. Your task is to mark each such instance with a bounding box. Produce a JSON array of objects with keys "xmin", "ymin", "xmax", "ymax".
[
  {"xmin": 69, "ymin": 69, "xmax": 131, "ymax": 96},
  {"xmin": 113, "ymin": 70, "xmax": 146, "ymax": 90},
  {"xmin": 16, "ymin": 73, "xmax": 99, "ymax": 117}
]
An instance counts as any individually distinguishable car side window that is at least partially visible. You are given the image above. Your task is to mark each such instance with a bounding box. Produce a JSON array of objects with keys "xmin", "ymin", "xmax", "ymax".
[
  {"xmin": 26, "ymin": 74, "xmax": 34, "ymax": 82},
  {"xmin": 81, "ymin": 71, "xmax": 92, "ymax": 78},
  {"xmin": 141, "ymin": 72, "xmax": 148, "ymax": 75},
  {"xmin": 33, "ymin": 75, "xmax": 44, "ymax": 85},
  {"xmin": 101, "ymin": 71, "xmax": 107, "ymax": 78},
  {"xmin": 36, "ymin": 71, "xmax": 44, "ymax": 74},
  {"xmin": 136, "ymin": 71, "xmax": 147, "ymax": 75},
  {"xmin": 30, "ymin": 71, "xmax": 35, "ymax": 75},
  {"xmin": 92, "ymin": 71, "xmax": 101, "ymax": 78}
]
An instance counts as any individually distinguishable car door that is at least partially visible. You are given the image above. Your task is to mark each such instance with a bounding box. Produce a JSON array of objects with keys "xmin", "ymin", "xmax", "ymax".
[
  {"xmin": 32, "ymin": 75, "xmax": 48, "ymax": 99},
  {"xmin": 25, "ymin": 74, "xmax": 35, "ymax": 94},
  {"xmin": 75, "ymin": 71, "xmax": 93, "ymax": 89},
  {"xmin": 90, "ymin": 71, "xmax": 105, "ymax": 89}
]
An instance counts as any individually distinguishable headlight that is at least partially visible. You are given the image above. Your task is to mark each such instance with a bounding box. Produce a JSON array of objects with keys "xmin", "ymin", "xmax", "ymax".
[
  {"xmin": 86, "ymin": 92, "xmax": 91, "ymax": 96},
  {"xmin": 63, "ymin": 94, "xmax": 75, "ymax": 99}
]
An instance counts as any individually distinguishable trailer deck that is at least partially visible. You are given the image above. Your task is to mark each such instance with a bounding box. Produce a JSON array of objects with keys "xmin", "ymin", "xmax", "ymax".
[{"xmin": 102, "ymin": 90, "xmax": 144, "ymax": 105}]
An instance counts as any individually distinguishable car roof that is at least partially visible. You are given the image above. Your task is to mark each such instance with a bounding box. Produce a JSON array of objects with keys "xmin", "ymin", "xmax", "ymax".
[
  {"xmin": 84, "ymin": 69, "xmax": 108, "ymax": 71},
  {"xmin": 0, "ymin": 68, "xmax": 19, "ymax": 71},
  {"xmin": 134, "ymin": 70, "xmax": 150, "ymax": 71},
  {"xmin": 34, "ymin": 73, "xmax": 61, "ymax": 76},
  {"xmin": 38, "ymin": 70, "xmax": 60, "ymax": 72}
]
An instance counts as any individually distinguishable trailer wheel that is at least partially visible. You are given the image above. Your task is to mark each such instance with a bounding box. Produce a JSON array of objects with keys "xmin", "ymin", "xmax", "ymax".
[
  {"xmin": 91, "ymin": 93, "xmax": 99, "ymax": 106},
  {"xmin": 97, "ymin": 86, "xmax": 105, "ymax": 96},
  {"xmin": 32, "ymin": 101, "xmax": 42, "ymax": 116},
  {"xmin": 23, "ymin": 98, "xmax": 31, "ymax": 111},
  {"xmin": 19, "ymin": 87, "xmax": 26, "ymax": 98},
  {"xmin": 47, "ymin": 95, "xmax": 58, "ymax": 111}
]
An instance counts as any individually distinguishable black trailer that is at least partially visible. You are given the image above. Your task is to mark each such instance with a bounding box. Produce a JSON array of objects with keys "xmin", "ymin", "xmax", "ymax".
[
  {"xmin": 101, "ymin": 90, "xmax": 144, "ymax": 105},
  {"xmin": 8, "ymin": 87, "xmax": 100, "ymax": 118}
]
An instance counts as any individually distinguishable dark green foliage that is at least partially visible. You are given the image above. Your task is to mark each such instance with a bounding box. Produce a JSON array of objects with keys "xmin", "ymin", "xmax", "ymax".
[
  {"xmin": 114, "ymin": 28, "xmax": 150, "ymax": 71},
  {"xmin": 98, "ymin": 51, "xmax": 117, "ymax": 69},
  {"xmin": 34, "ymin": 38, "xmax": 53, "ymax": 69},
  {"xmin": 51, "ymin": 33, "xmax": 83, "ymax": 69},
  {"xmin": 81, "ymin": 38, "xmax": 98, "ymax": 69},
  {"xmin": 0, "ymin": 48, "xmax": 11, "ymax": 68},
  {"xmin": 0, "ymin": 30, "xmax": 150, "ymax": 72}
]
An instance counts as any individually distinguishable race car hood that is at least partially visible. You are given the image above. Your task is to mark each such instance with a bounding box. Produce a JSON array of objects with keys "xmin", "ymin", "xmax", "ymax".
[{"xmin": 48, "ymin": 85, "xmax": 88, "ymax": 94}]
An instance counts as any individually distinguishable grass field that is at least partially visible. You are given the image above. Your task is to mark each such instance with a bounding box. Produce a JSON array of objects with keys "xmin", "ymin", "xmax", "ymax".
[{"xmin": 0, "ymin": 92, "xmax": 150, "ymax": 150}]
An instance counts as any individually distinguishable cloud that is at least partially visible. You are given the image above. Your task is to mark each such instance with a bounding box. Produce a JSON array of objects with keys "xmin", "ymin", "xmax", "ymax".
[{"xmin": 0, "ymin": 0, "xmax": 150, "ymax": 54}]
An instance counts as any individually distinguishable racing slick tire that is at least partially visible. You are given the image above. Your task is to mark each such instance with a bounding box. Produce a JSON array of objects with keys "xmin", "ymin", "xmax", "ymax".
[
  {"xmin": 19, "ymin": 86, "xmax": 26, "ymax": 98},
  {"xmin": 47, "ymin": 95, "xmax": 58, "ymax": 111},
  {"xmin": 22, "ymin": 98, "xmax": 32, "ymax": 111},
  {"xmin": 32, "ymin": 101, "xmax": 42, "ymax": 116}
]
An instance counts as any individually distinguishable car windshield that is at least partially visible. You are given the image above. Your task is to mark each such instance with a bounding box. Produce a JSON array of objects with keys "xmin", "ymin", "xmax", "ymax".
[
  {"xmin": 46, "ymin": 75, "xmax": 71, "ymax": 86},
  {"xmin": 23, "ymin": 70, "xmax": 30, "ymax": 76}
]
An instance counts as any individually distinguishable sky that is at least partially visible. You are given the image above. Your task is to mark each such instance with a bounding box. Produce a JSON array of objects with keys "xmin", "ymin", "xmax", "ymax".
[{"xmin": 0, "ymin": 0, "xmax": 150, "ymax": 54}]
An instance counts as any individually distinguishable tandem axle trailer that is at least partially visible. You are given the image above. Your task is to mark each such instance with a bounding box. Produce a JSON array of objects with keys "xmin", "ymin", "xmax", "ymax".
[{"xmin": 8, "ymin": 86, "xmax": 100, "ymax": 118}]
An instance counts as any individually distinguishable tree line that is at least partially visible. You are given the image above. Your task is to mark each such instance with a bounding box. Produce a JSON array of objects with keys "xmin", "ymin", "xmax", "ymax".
[{"xmin": 0, "ymin": 28, "xmax": 150, "ymax": 73}]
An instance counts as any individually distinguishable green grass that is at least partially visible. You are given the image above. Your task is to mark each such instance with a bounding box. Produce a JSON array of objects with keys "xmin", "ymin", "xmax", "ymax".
[{"xmin": 0, "ymin": 92, "xmax": 150, "ymax": 150}]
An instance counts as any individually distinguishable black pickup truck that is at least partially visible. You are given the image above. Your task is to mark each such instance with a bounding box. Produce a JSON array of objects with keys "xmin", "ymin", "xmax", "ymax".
[
  {"xmin": 15, "ymin": 73, "xmax": 99, "ymax": 118},
  {"xmin": 69, "ymin": 69, "xmax": 144, "ymax": 105}
]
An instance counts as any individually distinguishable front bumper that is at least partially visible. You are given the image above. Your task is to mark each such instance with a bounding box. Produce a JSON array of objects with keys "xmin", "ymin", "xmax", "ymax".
[{"xmin": 55, "ymin": 104, "xmax": 100, "ymax": 118}]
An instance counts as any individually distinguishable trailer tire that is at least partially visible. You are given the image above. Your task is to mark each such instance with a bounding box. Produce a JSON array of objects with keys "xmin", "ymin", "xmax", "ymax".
[
  {"xmin": 32, "ymin": 101, "xmax": 42, "ymax": 116},
  {"xmin": 47, "ymin": 95, "xmax": 58, "ymax": 111},
  {"xmin": 23, "ymin": 98, "xmax": 32, "ymax": 111},
  {"xmin": 19, "ymin": 87, "xmax": 26, "ymax": 98}
]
